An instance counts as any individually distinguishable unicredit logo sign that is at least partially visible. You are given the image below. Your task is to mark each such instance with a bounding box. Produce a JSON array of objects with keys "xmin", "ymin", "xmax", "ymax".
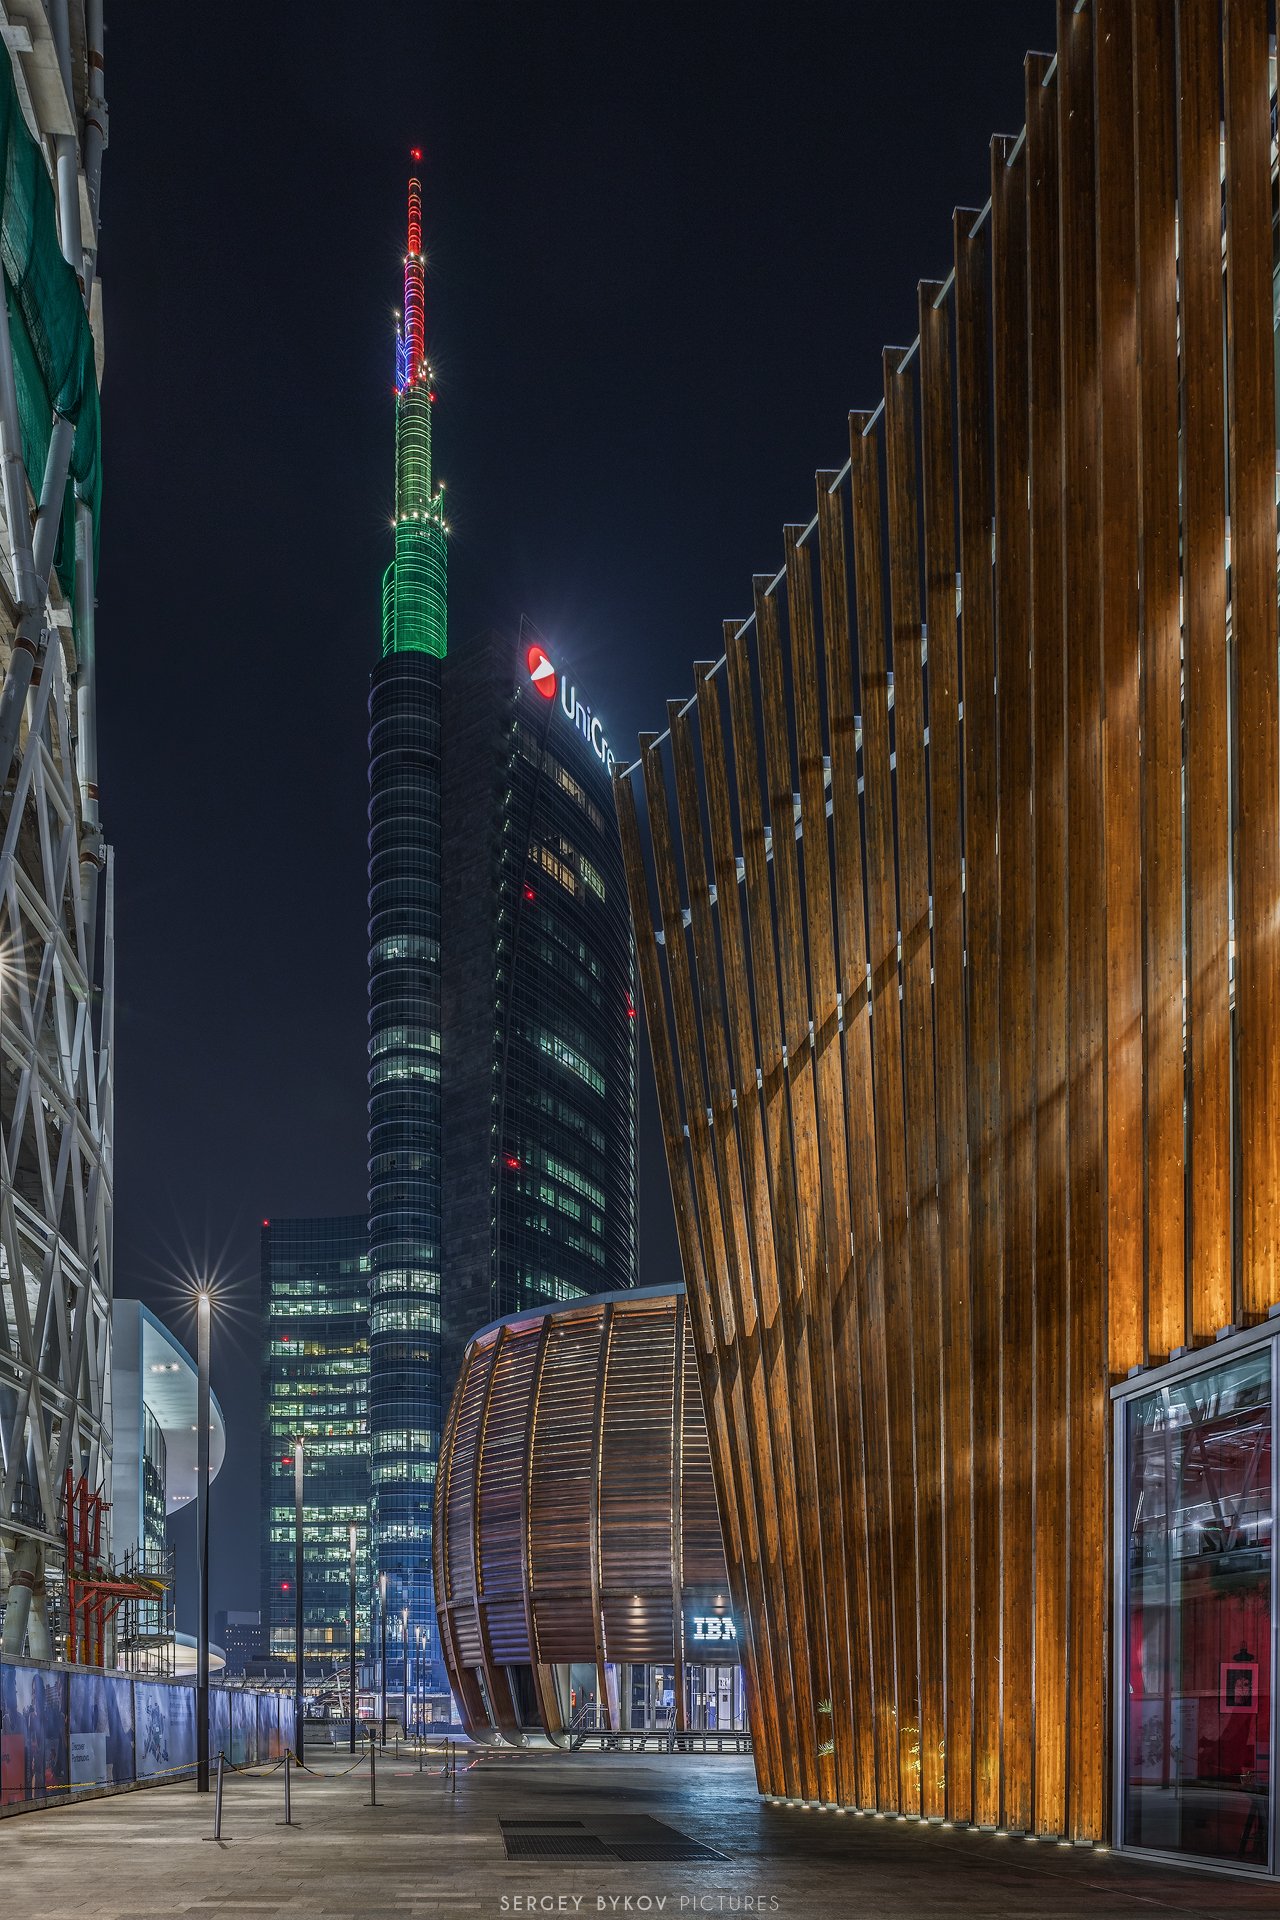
[
  {"xmin": 526, "ymin": 641, "xmax": 614, "ymax": 775},
  {"xmin": 527, "ymin": 644, "xmax": 556, "ymax": 700}
]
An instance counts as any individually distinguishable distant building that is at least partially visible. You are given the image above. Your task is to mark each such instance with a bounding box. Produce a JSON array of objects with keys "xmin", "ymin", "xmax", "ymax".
[
  {"xmin": 214, "ymin": 1609, "xmax": 263, "ymax": 1678},
  {"xmin": 108, "ymin": 1298, "xmax": 227, "ymax": 1673},
  {"xmin": 259, "ymin": 1216, "xmax": 370, "ymax": 1668},
  {"xmin": 441, "ymin": 622, "xmax": 638, "ymax": 1392},
  {"xmin": 110, "ymin": 1299, "xmax": 227, "ymax": 1566}
]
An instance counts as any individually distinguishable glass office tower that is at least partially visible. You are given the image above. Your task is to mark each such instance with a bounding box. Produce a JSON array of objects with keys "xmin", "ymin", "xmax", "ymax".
[
  {"xmin": 260, "ymin": 1215, "xmax": 371, "ymax": 1666},
  {"xmin": 441, "ymin": 623, "xmax": 637, "ymax": 1393},
  {"xmin": 367, "ymin": 162, "xmax": 448, "ymax": 1678}
]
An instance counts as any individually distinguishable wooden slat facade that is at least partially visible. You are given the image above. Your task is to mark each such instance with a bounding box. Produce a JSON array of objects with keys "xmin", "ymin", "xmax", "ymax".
[
  {"xmin": 613, "ymin": 0, "xmax": 1280, "ymax": 1840},
  {"xmin": 434, "ymin": 1287, "xmax": 735, "ymax": 1743}
]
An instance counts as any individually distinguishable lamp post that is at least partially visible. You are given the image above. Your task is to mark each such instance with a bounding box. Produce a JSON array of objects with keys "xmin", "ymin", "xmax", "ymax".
[
  {"xmin": 401, "ymin": 1606, "xmax": 409, "ymax": 1738},
  {"xmin": 196, "ymin": 1290, "xmax": 210, "ymax": 1794},
  {"xmin": 348, "ymin": 1522, "xmax": 357, "ymax": 1755},
  {"xmin": 293, "ymin": 1436, "xmax": 304, "ymax": 1765},
  {"xmin": 379, "ymin": 1572, "xmax": 387, "ymax": 1748}
]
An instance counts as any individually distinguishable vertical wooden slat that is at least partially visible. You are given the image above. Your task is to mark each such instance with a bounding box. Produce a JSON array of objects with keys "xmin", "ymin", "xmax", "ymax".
[
  {"xmin": 883, "ymin": 353, "xmax": 946, "ymax": 1820},
  {"xmin": 589, "ymin": 1305, "xmax": 614, "ymax": 1722},
  {"xmin": 522, "ymin": 1318, "xmax": 563, "ymax": 1738},
  {"xmin": 1058, "ymin": 0, "xmax": 1107, "ymax": 1840},
  {"xmin": 471, "ymin": 1331, "xmax": 520, "ymax": 1739},
  {"xmin": 723, "ymin": 611, "xmax": 833, "ymax": 1798},
  {"xmin": 1223, "ymin": 0, "xmax": 1280, "ymax": 1321},
  {"xmin": 698, "ymin": 656, "xmax": 822, "ymax": 1801},
  {"xmin": 954, "ymin": 206, "xmax": 1002, "ymax": 1830},
  {"xmin": 917, "ymin": 282, "xmax": 974, "ymax": 1825},
  {"xmin": 1135, "ymin": 0, "xmax": 1186, "ymax": 1361},
  {"xmin": 1025, "ymin": 51, "xmax": 1068, "ymax": 1840},
  {"xmin": 849, "ymin": 412, "xmax": 922, "ymax": 1814},
  {"xmin": 816, "ymin": 478, "xmax": 898, "ymax": 1806},
  {"xmin": 671, "ymin": 1295, "xmax": 688, "ymax": 1731},
  {"xmin": 752, "ymin": 576, "xmax": 850, "ymax": 1807},
  {"xmin": 640, "ymin": 727, "xmax": 782, "ymax": 1783},
  {"xmin": 669, "ymin": 693, "xmax": 795, "ymax": 1793},
  {"xmin": 1179, "ymin": 0, "xmax": 1234, "ymax": 1340},
  {"xmin": 614, "ymin": 770, "xmax": 768, "ymax": 1756},
  {"xmin": 782, "ymin": 521, "xmax": 866, "ymax": 1805},
  {"xmin": 1097, "ymin": 0, "xmax": 1144, "ymax": 1380},
  {"xmin": 991, "ymin": 133, "xmax": 1034, "ymax": 1834}
]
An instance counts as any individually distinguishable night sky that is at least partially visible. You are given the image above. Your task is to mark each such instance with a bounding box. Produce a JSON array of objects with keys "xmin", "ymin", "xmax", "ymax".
[{"xmin": 96, "ymin": 1, "xmax": 1054, "ymax": 1627}]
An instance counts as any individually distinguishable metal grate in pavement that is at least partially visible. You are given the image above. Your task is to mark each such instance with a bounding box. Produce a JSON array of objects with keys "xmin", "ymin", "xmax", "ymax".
[
  {"xmin": 499, "ymin": 1818, "xmax": 586, "ymax": 1829},
  {"xmin": 502, "ymin": 1834, "xmax": 615, "ymax": 1860},
  {"xmin": 606, "ymin": 1840, "xmax": 728, "ymax": 1862}
]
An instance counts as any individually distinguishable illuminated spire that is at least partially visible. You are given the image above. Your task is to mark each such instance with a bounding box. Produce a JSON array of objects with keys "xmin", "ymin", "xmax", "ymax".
[
  {"xmin": 403, "ymin": 171, "xmax": 425, "ymax": 385},
  {"xmin": 382, "ymin": 150, "xmax": 447, "ymax": 658}
]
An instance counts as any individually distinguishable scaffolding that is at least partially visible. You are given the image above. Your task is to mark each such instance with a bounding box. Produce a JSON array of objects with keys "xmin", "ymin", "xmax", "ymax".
[
  {"xmin": 0, "ymin": 1, "xmax": 112, "ymax": 1667},
  {"xmin": 115, "ymin": 1544, "xmax": 176, "ymax": 1677}
]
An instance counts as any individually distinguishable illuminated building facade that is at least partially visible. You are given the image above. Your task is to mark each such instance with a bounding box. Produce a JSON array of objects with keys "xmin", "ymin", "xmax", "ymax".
[
  {"xmin": 259, "ymin": 1216, "xmax": 370, "ymax": 1665},
  {"xmin": 367, "ymin": 160, "xmax": 449, "ymax": 1675},
  {"xmin": 441, "ymin": 623, "xmax": 637, "ymax": 1391},
  {"xmin": 616, "ymin": 0, "xmax": 1280, "ymax": 1878}
]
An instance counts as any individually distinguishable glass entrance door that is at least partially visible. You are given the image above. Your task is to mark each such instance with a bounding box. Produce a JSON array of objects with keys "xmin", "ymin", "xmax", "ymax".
[{"xmin": 1120, "ymin": 1341, "xmax": 1273, "ymax": 1869}]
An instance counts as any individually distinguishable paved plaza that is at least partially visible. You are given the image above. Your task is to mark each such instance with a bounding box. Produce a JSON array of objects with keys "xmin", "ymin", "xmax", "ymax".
[{"xmin": 0, "ymin": 1742, "xmax": 1275, "ymax": 1919}]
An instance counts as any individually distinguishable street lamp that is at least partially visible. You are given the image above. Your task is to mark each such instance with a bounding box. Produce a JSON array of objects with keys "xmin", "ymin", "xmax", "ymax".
[
  {"xmin": 293, "ymin": 1436, "xmax": 304, "ymax": 1765},
  {"xmin": 348, "ymin": 1522, "xmax": 357, "ymax": 1755},
  {"xmin": 379, "ymin": 1572, "xmax": 387, "ymax": 1749},
  {"xmin": 401, "ymin": 1605, "xmax": 409, "ymax": 1738},
  {"xmin": 195, "ymin": 1290, "xmax": 211, "ymax": 1794}
]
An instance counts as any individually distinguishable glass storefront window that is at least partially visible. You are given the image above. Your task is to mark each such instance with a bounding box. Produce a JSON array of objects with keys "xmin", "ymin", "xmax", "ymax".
[{"xmin": 1122, "ymin": 1344, "xmax": 1273, "ymax": 1868}]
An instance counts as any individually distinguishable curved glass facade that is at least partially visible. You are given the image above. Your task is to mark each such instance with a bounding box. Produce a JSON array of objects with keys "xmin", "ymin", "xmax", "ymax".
[
  {"xmin": 441, "ymin": 625, "xmax": 637, "ymax": 1390},
  {"xmin": 368, "ymin": 651, "xmax": 442, "ymax": 1669},
  {"xmin": 497, "ymin": 672, "xmax": 636, "ymax": 1306}
]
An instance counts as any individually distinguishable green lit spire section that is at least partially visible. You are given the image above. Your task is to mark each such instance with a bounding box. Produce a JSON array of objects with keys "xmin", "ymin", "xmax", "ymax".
[{"xmin": 382, "ymin": 169, "xmax": 447, "ymax": 658}]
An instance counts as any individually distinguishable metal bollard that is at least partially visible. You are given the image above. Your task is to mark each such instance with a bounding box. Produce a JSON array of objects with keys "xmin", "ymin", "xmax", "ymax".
[
  {"xmin": 369, "ymin": 1729, "xmax": 377, "ymax": 1807},
  {"xmin": 451, "ymin": 1737, "xmax": 457, "ymax": 1794},
  {"xmin": 277, "ymin": 1751, "xmax": 294, "ymax": 1826},
  {"xmin": 203, "ymin": 1750, "xmax": 224, "ymax": 1841},
  {"xmin": 418, "ymin": 1734, "xmax": 423, "ymax": 1774}
]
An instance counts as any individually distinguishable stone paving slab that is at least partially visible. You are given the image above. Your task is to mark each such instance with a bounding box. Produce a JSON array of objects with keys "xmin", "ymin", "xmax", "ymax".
[{"xmin": 0, "ymin": 1744, "xmax": 1275, "ymax": 1918}]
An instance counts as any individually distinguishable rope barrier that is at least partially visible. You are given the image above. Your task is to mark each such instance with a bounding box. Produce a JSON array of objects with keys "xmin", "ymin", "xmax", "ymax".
[
  {"xmin": 287, "ymin": 1746, "xmax": 370, "ymax": 1778},
  {"xmin": 9, "ymin": 1735, "xmax": 472, "ymax": 1801}
]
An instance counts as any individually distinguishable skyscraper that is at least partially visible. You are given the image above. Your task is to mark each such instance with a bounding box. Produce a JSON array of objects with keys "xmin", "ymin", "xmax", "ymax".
[
  {"xmin": 259, "ymin": 1216, "xmax": 370, "ymax": 1666},
  {"xmin": 441, "ymin": 623, "xmax": 637, "ymax": 1390},
  {"xmin": 367, "ymin": 161, "xmax": 448, "ymax": 1673}
]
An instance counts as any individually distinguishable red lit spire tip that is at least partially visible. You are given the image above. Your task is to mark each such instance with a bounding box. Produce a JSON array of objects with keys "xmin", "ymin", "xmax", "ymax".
[{"xmin": 403, "ymin": 168, "xmax": 425, "ymax": 382}]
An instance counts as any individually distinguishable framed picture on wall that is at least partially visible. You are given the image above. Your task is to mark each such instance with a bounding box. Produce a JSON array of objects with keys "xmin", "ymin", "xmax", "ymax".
[{"xmin": 1220, "ymin": 1657, "xmax": 1259, "ymax": 1715}]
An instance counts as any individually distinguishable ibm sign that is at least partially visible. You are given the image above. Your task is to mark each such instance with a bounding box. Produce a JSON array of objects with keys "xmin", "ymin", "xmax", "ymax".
[{"xmin": 689, "ymin": 1613, "xmax": 738, "ymax": 1647}]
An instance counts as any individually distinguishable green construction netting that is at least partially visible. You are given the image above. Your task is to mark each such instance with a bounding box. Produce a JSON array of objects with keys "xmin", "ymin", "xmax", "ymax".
[{"xmin": 0, "ymin": 37, "xmax": 102, "ymax": 615}]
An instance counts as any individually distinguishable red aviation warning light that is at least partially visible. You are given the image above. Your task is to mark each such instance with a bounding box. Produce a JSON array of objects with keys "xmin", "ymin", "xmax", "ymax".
[{"xmin": 527, "ymin": 643, "xmax": 556, "ymax": 699}]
